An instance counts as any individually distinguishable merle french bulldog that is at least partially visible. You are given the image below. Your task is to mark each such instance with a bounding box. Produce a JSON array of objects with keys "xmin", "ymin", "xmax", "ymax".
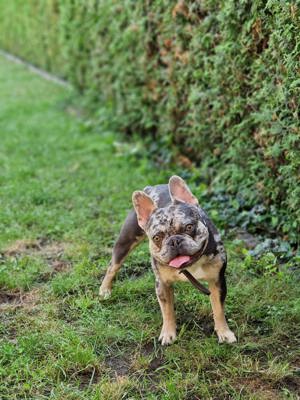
[{"xmin": 99, "ymin": 176, "xmax": 236, "ymax": 345}]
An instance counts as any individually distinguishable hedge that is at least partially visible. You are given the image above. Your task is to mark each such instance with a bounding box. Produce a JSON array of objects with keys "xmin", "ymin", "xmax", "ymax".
[
  {"xmin": 0, "ymin": 0, "xmax": 62, "ymax": 74},
  {"xmin": 0, "ymin": 0, "xmax": 299, "ymax": 243}
]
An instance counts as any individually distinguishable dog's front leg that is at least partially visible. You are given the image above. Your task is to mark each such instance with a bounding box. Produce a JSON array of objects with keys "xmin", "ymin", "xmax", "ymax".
[
  {"xmin": 155, "ymin": 279, "xmax": 176, "ymax": 345},
  {"xmin": 208, "ymin": 264, "xmax": 236, "ymax": 344}
]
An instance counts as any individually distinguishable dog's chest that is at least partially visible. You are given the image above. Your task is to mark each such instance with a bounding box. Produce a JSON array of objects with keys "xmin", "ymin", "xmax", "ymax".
[{"xmin": 156, "ymin": 254, "xmax": 222, "ymax": 284}]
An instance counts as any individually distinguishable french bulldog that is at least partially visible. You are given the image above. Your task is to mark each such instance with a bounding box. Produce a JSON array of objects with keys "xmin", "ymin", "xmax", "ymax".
[{"xmin": 99, "ymin": 176, "xmax": 236, "ymax": 345}]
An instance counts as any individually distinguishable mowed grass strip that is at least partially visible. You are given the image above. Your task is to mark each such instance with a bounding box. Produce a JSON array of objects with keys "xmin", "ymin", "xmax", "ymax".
[{"xmin": 0, "ymin": 57, "xmax": 299, "ymax": 400}]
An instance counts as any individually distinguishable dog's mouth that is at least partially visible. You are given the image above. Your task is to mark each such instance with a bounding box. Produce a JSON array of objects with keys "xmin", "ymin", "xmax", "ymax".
[
  {"xmin": 168, "ymin": 240, "xmax": 208, "ymax": 270},
  {"xmin": 169, "ymin": 255, "xmax": 191, "ymax": 268}
]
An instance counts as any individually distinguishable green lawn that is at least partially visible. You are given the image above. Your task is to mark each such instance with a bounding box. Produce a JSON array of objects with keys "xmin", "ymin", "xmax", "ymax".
[{"xmin": 0, "ymin": 57, "xmax": 299, "ymax": 400}]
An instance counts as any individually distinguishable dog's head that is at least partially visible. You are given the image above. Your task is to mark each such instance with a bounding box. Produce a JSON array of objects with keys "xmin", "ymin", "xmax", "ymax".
[{"xmin": 132, "ymin": 176, "xmax": 209, "ymax": 269}]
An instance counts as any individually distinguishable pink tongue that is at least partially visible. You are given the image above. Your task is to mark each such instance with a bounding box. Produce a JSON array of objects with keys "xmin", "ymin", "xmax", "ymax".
[{"xmin": 169, "ymin": 255, "xmax": 191, "ymax": 268}]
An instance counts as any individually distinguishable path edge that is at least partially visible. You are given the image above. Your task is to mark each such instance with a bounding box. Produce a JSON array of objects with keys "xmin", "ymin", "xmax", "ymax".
[{"xmin": 0, "ymin": 49, "xmax": 71, "ymax": 88}]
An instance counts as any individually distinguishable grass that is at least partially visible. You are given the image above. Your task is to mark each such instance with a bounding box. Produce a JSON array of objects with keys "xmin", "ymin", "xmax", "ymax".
[{"xmin": 0, "ymin": 56, "xmax": 299, "ymax": 400}]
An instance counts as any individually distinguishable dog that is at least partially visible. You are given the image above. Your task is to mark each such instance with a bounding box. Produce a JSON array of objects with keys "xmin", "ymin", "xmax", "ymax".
[{"xmin": 99, "ymin": 176, "xmax": 236, "ymax": 345}]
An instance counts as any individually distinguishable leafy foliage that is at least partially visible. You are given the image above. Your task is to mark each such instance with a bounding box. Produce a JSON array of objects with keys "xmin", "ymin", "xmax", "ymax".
[
  {"xmin": 0, "ymin": 0, "xmax": 61, "ymax": 73},
  {"xmin": 0, "ymin": 0, "xmax": 299, "ymax": 243}
]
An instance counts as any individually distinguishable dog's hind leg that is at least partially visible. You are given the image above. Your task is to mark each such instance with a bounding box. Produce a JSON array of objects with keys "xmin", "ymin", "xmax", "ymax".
[{"xmin": 99, "ymin": 210, "xmax": 145, "ymax": 299}]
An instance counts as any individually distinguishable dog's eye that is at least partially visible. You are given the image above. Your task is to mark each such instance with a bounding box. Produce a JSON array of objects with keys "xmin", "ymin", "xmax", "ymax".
[
  {"xmin": 185, "ymin": 224, "xmax": 194, "ymax": 232},
  {"xmin": 153, "ymin": 234, "xmax": 161, "ymax": 243}
]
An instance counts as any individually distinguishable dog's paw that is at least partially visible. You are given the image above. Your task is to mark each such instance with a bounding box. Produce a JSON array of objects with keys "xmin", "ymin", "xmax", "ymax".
[
  {"xmin": 99, "ymin": 286, "xmax": 112, "ymax": 300},
  {"xmin": 216, "ymin": 328, "xmax": 237, "ymax": 344},
  {"xmin": 159, "ymin": 327, "xmax": 176, "ymax": 345}
]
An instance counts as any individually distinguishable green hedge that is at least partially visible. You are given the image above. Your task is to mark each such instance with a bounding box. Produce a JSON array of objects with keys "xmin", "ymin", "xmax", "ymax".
[
  {"xmin": 0, "ymin": 0, "xmax": 299, "ymax": 243},
  {"xmin": 0, "ymin": 0, "xmax": 62, "ymax": 74}
]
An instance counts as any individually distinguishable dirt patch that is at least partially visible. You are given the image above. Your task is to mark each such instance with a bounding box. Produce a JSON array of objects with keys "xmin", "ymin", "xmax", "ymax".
[
  {"xmin": 106, "ymin": 354, "xmax": 131, "ymax": 377},
  {"xmin": 277, "ymin": 374, "xmax": 300, "ymax": 393},
  {"xmin": 4, "ymin": 238, "xmax": 64, "ymax": 258},
  {"xmin": 141, "ymin": 341, "xmax": 156, "ymax": 355},
  {"xmin": 0, "ymin": 291, "xmax": 20, "ymax": 305},
  {"xmin": 105, "ymin": 343, "xmax": 166, "ymax": 380},
  {"xmin": 0, "ymin": 288, "xmax": 40, "ymax": 311},
  {"xmin": 234, "ymin": 375, "xmax": 300, "ymax": 399},
  {"xmin": 235, "ymin": 377, "xmax": 278, "ymax": 399},
  {"xmin": 69, "ymin": 365, "xmax": 101, "ymax": 389},
  {"xmin": 2, "ymin": 238, "xmax": 71, "ymax": 272},
  {"xmin": 148, "ymin": 355, "xmax": 165, "ymax": 372},
  {"xmin": 176, "ymin": 310, "xmax": 214, "ymax": 337},
  {"xmin": 141, "ymin": 342, "xmax": 166, "ymax": 374}
]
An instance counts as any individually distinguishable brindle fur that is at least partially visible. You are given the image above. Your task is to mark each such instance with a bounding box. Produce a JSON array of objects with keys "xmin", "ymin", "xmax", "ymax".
[{"xmin": 99, "ymin": 176, "xmax": 236, "ymax": 345}]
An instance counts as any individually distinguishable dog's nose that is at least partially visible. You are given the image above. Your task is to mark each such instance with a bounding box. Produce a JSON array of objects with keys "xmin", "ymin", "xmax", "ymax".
[{"xmin": 169, "ymin": 235, "xmax": 184, "ymax": 248}]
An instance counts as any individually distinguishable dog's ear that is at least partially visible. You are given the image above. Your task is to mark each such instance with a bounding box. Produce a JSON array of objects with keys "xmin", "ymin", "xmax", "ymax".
[
  {"xmin": 132, "ymin": 191, "xmax": 157, "ymax": 230},
  {"xmin": 169, "ymin": 175, "xmax": 198, "ymax": 205}
]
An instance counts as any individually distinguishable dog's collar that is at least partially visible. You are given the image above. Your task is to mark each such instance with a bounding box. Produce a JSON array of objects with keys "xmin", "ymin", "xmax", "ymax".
[
  {"xmin": 178, "ymin": 238, "xmax": 211, "ymax": 296},
  {"xmin": 179, "ymin": 269, "xmax": 210, "ymax": 295}
]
